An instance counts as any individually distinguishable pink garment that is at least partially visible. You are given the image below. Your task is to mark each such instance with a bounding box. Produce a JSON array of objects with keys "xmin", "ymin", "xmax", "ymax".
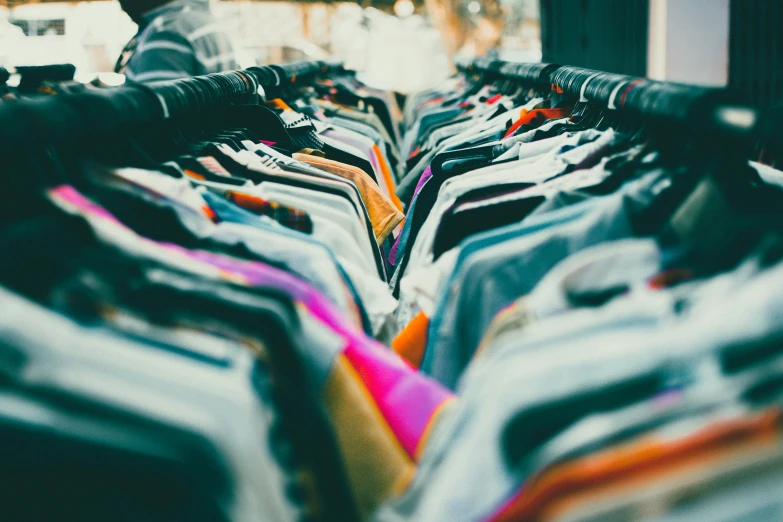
[{"xmin": 50, "ymin": 184, "xmax": 453, "ymax": 460}]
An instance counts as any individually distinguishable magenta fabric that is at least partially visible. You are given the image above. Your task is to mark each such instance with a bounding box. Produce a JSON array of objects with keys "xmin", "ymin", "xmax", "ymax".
[{"xmin": 49, "ymin": 184, "xmax": 454, "ymax": 461}]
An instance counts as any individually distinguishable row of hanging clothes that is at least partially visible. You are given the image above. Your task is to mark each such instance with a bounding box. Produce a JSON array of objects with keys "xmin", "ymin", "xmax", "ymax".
[
  {"xmin": 378, "ymin": 56, "xmax": 783, "ymax": 522},
  {"xmin": 0, "ymin": 63, "xmax": 85, "ymax": 99},
  {"xmin": 0, "ymin": 59, "xmax": 456, "ymax": 522},
  {"xmin": 4, "ymin": 53, "xmax": 783, "ymax": 522}
]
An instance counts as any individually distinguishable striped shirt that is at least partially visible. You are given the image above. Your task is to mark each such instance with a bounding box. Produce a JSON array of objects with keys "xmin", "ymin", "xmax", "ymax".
[{"xmin": 116, "ymin": 0, "xmax": 239, "ymax": 83}]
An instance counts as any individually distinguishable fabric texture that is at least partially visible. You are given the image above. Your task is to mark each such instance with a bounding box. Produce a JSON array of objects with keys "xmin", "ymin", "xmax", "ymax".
[
  {"xmin": 391, "ymin": 311, "xmax": 429, "ymax": 369},
  {"xmin": 294, "ymin": 154, "xmax": 404, "ymax": 244},
  {"xmin": 49, "ymin": 184, "xmax": 455, "ymax": 520},
  {"xmin": 225, "ymin": 190, "xmax": 314, "ymax": 234}
]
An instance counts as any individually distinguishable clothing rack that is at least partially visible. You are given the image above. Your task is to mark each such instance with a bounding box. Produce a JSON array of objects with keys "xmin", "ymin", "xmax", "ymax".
[
  {"xmin": 0, "ymin": 64, "xmax": 76, "ymax": 86},
  {"xmin": 455, "ymin": 56, "xmax": 759, "ymax": 140},
  {"xmin": 0, "ymin": 59, "xmax": 348, "ymax": 151}
]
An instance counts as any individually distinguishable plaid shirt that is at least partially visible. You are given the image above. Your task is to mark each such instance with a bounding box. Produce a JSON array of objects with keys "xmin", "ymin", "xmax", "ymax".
[
  {"xmin": 225, "ymin": 191, "xmax": 314, "ymax": 235},
  {"xmin": 116, "ymin": 0, "xmax": 239, "ymax": 83}
]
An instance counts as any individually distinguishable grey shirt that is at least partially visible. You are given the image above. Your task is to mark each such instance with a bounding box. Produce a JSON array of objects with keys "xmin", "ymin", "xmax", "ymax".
[{"xmin": 116, "ymin": 0, "xmax": 238, "ymax": 83}]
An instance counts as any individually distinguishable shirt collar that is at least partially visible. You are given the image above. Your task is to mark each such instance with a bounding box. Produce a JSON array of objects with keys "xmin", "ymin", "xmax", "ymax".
[{"xmin": 141, "ymin": 0, "xmax": 209, "ymax": 26}]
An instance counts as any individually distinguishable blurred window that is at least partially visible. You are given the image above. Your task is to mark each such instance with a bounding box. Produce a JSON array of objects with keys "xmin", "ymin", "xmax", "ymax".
[
  {"xmin": 10, "ymin": 19, "xmax": 29, "ymax": 35},
  {"xmin": 10, "ymin": 18, "xmax": 66, "ymax": 37}
]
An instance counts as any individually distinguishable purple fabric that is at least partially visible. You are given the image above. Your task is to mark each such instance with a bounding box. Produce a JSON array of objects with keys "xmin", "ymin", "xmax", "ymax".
[
  {"xmin": 389, "ymin": 237, "xmax": 402, "ymax": 266},
  {"xmin": 414, "ymin": 166, "xmax": 434, "ymax": 196},
  {"xmin": 389, "ymin": 166, "xmax": 433, "ymax": 266}
]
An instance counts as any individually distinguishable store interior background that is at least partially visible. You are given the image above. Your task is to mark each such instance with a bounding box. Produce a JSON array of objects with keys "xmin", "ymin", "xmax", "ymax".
[
  {"xmin": 0, "ymin": 0, "xmax": 780, "ymax": 106},
  {"xmin": 0, "ymin": 0, "xmax": 541, "ymax": 93}
]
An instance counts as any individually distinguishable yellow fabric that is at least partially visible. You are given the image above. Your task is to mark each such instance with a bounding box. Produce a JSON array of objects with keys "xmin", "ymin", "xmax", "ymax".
[
  {"xmin": 323, "ymin": 355, "xmax": 416, "ymax": 518},
  {"xmin": 296, "ymin": 148, "xmax": 326, "ymax": 158},
  {"xmin": 293, "ymin": 153, "xmax": 404, "ymax": 243}
]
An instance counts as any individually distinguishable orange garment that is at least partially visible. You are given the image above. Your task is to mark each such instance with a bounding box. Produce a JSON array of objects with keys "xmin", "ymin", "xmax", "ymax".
[
  {"xmin": 373, "ymin": 144, "xmax": 404, "ymax": 211},
  {"xmin": 391, "ymin": 311, "xmax": 430, "ymax": 369},
  {"xmin": 647, "ymin": 268, "xmax": 694, "ymax": 290},
  {"xmin": 490, "ymin": 409, "xmax": 781, "ymax": 522},
  {"xmin": 293, "ymin": 153, "xmax": 404, "ymax": 243},
  {"xmin": 267, "ymin": 98, "xmax": 294, "ymax": 111},
  {"xmin": 183, "ymin": 168, "xmax": 205, "ymax": 181},
  {"xmin": 503, "ymin": 108, "xmax": 574, "ymax": 139},
  {"xmin": 542, "ymin": 417, "xmax": 782, "ymax": 521}
]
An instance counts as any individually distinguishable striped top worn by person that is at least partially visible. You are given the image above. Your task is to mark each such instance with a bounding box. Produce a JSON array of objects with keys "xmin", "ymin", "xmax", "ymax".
[{"xmin": 116, "ymin": 0, "xmax": 239, "ymax": 83}]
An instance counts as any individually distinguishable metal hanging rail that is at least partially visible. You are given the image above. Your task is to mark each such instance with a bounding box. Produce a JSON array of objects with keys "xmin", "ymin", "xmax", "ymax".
[{"xmin": 0, "ymin": 59, "xmax": 348, "ymax": 150}]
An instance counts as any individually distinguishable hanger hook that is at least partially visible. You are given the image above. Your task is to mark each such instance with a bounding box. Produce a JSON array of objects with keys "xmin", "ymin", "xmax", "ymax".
[
  {"xmin": 608, "ymin": 81, "xmax": 629, "ymax": 110},
  {"xmin": 579, "ymin": 72, "xmax": 601, "ymax": 103}
]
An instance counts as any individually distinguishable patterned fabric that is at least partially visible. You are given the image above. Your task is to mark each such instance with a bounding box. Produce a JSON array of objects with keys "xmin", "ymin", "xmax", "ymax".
[
  {"xmin": 290, "ymin": 128, "xmax": 326, "ymax": 153},
  {"xmin": 254, "ymin": 154, "xmax": 285, "ymax": 172},
  {"xmin": 116, "ymin": 0, "xmax": 238, "ymax": 83},
  {"xmin": 197, "ymin": 156, "xmax": 233, "ymax": 177},
  {"xmin": 225, "ymin": 190, "xmax": 314, "ymax": 234},
  {"xmin": 274, "ymin": 102, "xmax": 326, "ymax": 152}
]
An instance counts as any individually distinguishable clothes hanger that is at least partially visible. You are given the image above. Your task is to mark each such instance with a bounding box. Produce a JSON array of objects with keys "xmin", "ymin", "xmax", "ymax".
[
  {"xmin": 330, "ymin": 80, "xmax": 398, "ymax": 139},
  {"xmin": 425, "ymin": 84, "xmax": 547, "ymax": 178},
  {"xmin": 192, "ymin": 102, "xmax": 294, "ymax": 152},
  {"xmin": 0, "ymin": 84, "xmax": 367, "ymax": 517},
  {"xmin": 168, "ymin": 156, "xmax": 247, "ymax": 184},
  {"xmin": 592, "ymin": 79, "xmax": 629, "ymax": 131},
  {"xmin": 427, "ymin": 92, "xmax": 564, "ymax": 179},
  {"xmin": 431, "ymin": 187, "xmax": 544, "ymax": 258},
  {"xmin": 635, "ymin": 95, "xmax": 783, "ymax": 275}
]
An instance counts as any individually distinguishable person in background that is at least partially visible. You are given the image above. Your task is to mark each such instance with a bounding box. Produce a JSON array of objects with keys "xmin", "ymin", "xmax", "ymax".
[{"xmin": 115, "ymin": 0, "xmax": 239, "ymax": 83}]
